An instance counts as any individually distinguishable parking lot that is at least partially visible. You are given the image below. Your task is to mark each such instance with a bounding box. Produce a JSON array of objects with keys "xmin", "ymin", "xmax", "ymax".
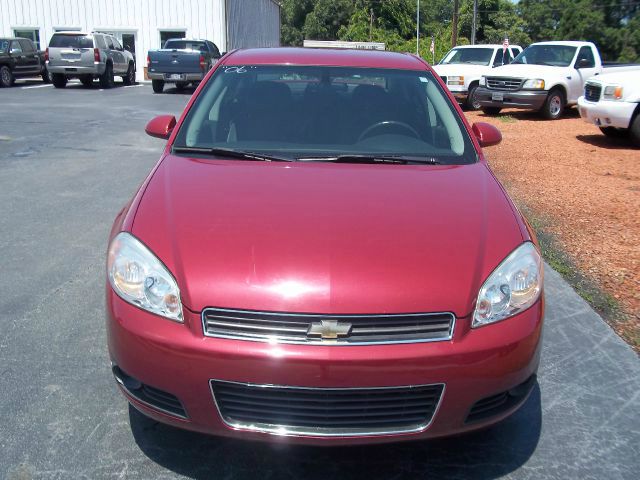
[{"xmin": 0, "ymin": 81, "xmax": 638, "ymax": 479}]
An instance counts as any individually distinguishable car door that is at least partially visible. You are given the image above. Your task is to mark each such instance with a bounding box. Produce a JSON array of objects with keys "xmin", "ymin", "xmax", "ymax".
[
  {"xmin": 9, "ymin": 40, "xmax": 26, "ymax": 75},
  {"xmin": 18, "ymin": 39, "xmax": 40, "ymax": 74},
  {"xmin": 572, "ymin": 46, "xmax": 599, "ymax": 102}
]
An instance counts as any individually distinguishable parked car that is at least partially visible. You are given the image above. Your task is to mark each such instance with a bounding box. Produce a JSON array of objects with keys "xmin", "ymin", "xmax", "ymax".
[
  {"xmin": 433, "ymin": 44, "xmax": 522, "ymax": 110},
  {"xmin": 107, "ymin": 47, "xmax": 544, "ymax": 445},
  {"xmin": 147, "ymin": 38, "xmax": 221, "ymax": 93},
  {"xmin": 46, "ymin": 31, "xmax": 136, "ymax": 89},
  {"xmin": 476, "ymin": 41, "xmax": 640, "ymax": 119},
  {"xmin": 0, "ymin": 37, "xmax": 49, "ymax": 87},
  {"xmin": 578, "ymin": 69, "xmax": 640, "ymax": 146}
]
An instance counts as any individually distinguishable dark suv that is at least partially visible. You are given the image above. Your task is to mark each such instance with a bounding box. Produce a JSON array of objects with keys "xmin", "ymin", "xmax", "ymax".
[{"xmin": 46, "ymin": 31, "xmax": 135, "ymax": 88}]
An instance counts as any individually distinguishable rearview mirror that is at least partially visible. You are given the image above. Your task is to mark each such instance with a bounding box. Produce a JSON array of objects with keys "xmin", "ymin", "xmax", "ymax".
[
  {"xmin": 472, "ymin": 122, "xmax": 502, "ymax": 147},
  {"xmin": 145, "ymin": 115, "xmax": 176, "ymax": 139}
]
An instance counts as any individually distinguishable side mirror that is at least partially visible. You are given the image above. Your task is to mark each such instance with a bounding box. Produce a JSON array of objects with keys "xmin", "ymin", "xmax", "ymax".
[
  {"xmin": 576, "ymin": 58, "xmax": 591, "ymax": 69},
  {"xmin": 472, "ymin": 122, "xmax": 502, "ymax": 147},
  {"xmin": 145, "ymin": 115, "xmax": 176, "ymax": 139}
]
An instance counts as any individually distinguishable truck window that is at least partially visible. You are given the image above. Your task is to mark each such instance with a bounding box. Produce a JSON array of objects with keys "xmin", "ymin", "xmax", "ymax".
[
  {"xmin": 95, "ymin": 35, "xmax": 107, "ymax": 50},
  {"xmin": 164, "ymin": 40, "xmax": 206, "ymax": 51},
  {"xmin": 10, "ymin": 41, "xmax": 22, "ymax": 54},
  {"xmin": 492, "ymin": 49, "xmax": 511, "ymax": 67},
  {"xmin": 18, "ymin": 39, "xmax": 34, "ymax": 53},
  {"xmin": 576, "ymin": 46, "xmax": 595, "ymax": 68}
]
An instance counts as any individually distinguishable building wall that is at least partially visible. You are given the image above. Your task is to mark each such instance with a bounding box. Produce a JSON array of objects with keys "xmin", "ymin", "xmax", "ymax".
[{"xmin": 0, "ymin": 0, "xmax": 280, "ymax": 81}]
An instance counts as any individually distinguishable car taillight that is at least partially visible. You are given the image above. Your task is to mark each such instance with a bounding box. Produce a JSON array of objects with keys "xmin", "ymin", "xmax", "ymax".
[
  {"xmin": 94, "ymin": 48, "xmax": 100, "ymax": 62},
  {"xmin": 44, "ymin": 48, "xmax": 49, "ymax": 62},
  {"xmin": 199, "ymin": 55, "xmax": 205, "ymax": 70},
  {"xmin": 146, "ymin": 55, "xmax": 150, "ymax": 67}
]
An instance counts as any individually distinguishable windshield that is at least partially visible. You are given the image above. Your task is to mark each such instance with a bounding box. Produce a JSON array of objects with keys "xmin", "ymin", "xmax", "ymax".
[
  {"xmin": 164, "ymin": 40, "xmax": 206, "ymax": 50},
  {"xmin": 440, "ymin": 48, "xmax": 494, "ymax": 66},
  {"xmin": 173, "ymin": 65, "xmax": 476, "ymax": 164},
  {"xmin": 49, "ymin": 34, "xmax": 93, "ymax": 49},
  {"xmin": 512, "ymin": 45, "xmax": 577, "ymax": 67}
]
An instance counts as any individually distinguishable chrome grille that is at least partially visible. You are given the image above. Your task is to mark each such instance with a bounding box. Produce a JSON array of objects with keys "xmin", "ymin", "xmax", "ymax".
[
  {"xmin": 486, "ymin": 77, "xmax": 523, "ymax": 91},
  {"xmin": 584, "ymin": 82, "xmax": 602, "ymax": 102},
  {"xmin": 202, "ymin": 308, "xmax": 455, "ymax": 345},
  {"xmin": 211, "ymin": 380, "xmax": 445, "ymax": 436}
]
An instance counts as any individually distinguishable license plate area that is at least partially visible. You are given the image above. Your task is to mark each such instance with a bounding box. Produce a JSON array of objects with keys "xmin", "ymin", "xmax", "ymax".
[
  {"xmin": 491, "ymin": 92, "xmax": 504, "ymax": 101},
  {"xmin": 168, "ymin": 74, "xmax": 184, "ymax": 80}
]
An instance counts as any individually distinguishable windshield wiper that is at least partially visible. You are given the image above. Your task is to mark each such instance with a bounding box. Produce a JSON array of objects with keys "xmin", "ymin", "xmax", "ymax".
[
  {"xmin": 172, "ymin": 146, "xmax": 293, "ymax": 162},
  {"xmin": 297, "ymin": 154, "xmax": 442, "ymax": 165}
]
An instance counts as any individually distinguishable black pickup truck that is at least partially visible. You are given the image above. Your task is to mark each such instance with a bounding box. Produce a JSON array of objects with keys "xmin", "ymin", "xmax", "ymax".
[
  {"xmin": 147, "ymin": 39, "xmax": 221, "ymax": 93},
  {"xmin": 0, "ymin": 37, "xmax": 49, "ymax": 87}
]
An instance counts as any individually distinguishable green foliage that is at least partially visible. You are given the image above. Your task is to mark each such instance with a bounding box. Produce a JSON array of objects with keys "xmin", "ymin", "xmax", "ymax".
[{"xmin": 280, "ymin": 0, "xmax": 639, "ymax": 62}]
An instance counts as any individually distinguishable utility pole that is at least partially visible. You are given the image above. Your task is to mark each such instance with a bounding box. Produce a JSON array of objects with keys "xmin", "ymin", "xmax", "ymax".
[
  {"xmin": 416, "ymin": 0, "xmax": 420, "ymax": 55},
  {"xmin": 369, "ymin": 8, "xmax": 374, "ymax": 41},
  {"xmin": 471, "ymin": 0, "xmax": 478, "ymax": 45},
  {"xmin": 452, "ymin": 0, "xmax": 459, "ymax": 47}
]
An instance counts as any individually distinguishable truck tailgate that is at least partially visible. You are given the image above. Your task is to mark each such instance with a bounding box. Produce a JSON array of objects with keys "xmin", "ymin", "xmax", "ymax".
[{"xmin": 148, "ymin": 49, "xmax": 202, "ymax": 73}]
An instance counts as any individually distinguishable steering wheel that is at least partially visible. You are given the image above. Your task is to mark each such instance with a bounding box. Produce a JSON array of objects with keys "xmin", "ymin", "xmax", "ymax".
[{"xmin": 358, "ymin": 120, "xmax": 420, "ymax": 142}]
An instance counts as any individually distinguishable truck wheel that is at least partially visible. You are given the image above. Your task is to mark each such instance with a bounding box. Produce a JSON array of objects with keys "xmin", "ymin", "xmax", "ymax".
[
  {"xmin": 99, "ymin": 63, "xmax": 114, "ymax": 89},
  {"xmin": 630, "ymin": 114, "xmax": 640, "ymax": 148},
  {"xmin": 152, "ymin": 80, "xmax": 164, "ymax": 93},
  {"xmin": 80, "ymin": 75, "xmax": 93, "ymax": 88},
  {"xmin": 52, "ymin": 73, "xmax": 67, "ymax": 88},
  {"xmin": 122, "ymin": 63, "xmax": 136, "ymax": 86},
  {"xmin": 0, "ymin": 65, "xmax": 14, "ymax": 87},
  {"xmin": 481, "ymin": 107, "xmax": 502, "ymax": 115},
  {"xmin": 41, "ymin": 66, "xmax": 51, "ymax": 84},
  {"xmin": 466, "ymin": 84, "xmax": 481, "ymax": 111},
  {"xmin": 541, "ymin": 89, "xmax": 565, "ymax": 120},
  {"xmin": 599, "ymin": 127, "xmax": 628, "ymax": 138}
]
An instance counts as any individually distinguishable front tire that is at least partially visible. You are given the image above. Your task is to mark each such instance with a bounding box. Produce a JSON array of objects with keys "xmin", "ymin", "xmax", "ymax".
[
  {"xmin": 52, "ymin": 73, "xmax": 67, "ymax": 88},
  {"xmin": 0, "ymin": 65, "xmax": 14, "ymax": 87},
  {"xmin": 465, "ymin": 84, "xmax": 481, "ymax": 111},
  {"xmin": 122, "ymin": 62, "xmax": 136, "ymax": 85},
  {"xmin": 152, "ymin": 79, "xmax": 164, "ymax": 93},
  {"xmin": 599, "ymin": 126, "xmax": 629, "ymax": 138},
  {"xmin": 99, "ymin": 63, "xmax": 114, "ymax": 89},
  {"xmin": 482, "ymin": 106, "xmax": 502, "ymax": 115},
  {"xmin": 630, "ymin": 114, "xmax": 640, "ymax": 148},
  {"xmin": 541, "ymin": 89, "xmax": 565, "ymax": 120}
]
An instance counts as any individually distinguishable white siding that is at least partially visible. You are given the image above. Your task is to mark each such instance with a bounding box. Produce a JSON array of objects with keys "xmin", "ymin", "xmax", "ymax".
[{"xmin": 1, "ymin": 0, "xmax": 283, "ymax": 81}]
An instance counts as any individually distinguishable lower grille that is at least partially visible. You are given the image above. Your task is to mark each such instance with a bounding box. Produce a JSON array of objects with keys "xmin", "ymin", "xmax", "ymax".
[
  {"xmin": 211, "ymin": 380, "xmax": 445, "ymax": 436},
  {"xmin": 202, "ymin": 308, "xmax": 454, "ymax": 345},
  {"xmin": 584, "ymin": 82, "xmax": 602, "ymax": 102},
  {"xmin": 465, "ymin": 374, "xmax": 536, "ymax": 424},
  {"xmin": 486, "ymin": 76, "xmax": 522, "ymax": 91}
]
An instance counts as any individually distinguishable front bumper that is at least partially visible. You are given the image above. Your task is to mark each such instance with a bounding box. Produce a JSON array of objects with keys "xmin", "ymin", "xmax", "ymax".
[
  {"xmin": 147, "ymin": 71, "xmax": 204, "ymax": 82},
  {"xmin": 577, "ymin": 96, "xmax": 636, "ymax": 130},
  {"xmin": 476, "ymin": 87, "xmax": 547, "ymax": 111},
  {"xmin": 107, "ymin": 289, "xmax": 543, "ymax": 445}
]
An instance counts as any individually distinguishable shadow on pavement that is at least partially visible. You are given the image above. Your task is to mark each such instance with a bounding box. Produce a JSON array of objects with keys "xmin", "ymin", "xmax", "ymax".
[
  {"xmin": 129, "ymin": 383, "xmax": 542, "ymax": 480},
  {"xmin": 576, "ymin": 133, "xmax": 637, "ymax": 150},
  {"xmin": 478, "ymin": 107, "xmax": 581, "ymax": 122}
]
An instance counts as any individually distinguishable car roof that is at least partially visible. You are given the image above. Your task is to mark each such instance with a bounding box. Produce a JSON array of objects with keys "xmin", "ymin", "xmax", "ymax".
[
  {"xmin": 450, "ymin": 44, "xmax": 521, "ymax": 49},
  {"xmin": 531, "ymin": 41, "xmax": 592, "ymax": 47},
  {"xmin": 225, "ymin": 47, "xmax": 427, "ymax": 70},
  {"xmin": 53, "ymin": 31, "xmax": 92, "ymax": 36}
]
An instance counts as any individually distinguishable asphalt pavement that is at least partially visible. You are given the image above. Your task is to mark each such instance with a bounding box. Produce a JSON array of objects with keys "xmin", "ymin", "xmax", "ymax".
[{"xmin": 0, "ymin": 78, "xmax": 638, "ymax": 480}]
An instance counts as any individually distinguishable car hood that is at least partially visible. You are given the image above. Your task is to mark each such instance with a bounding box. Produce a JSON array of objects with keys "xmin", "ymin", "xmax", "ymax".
[
  {"xmin": 433, "ymin": 63, "xmax": 490, "ymax": 78},
  {"xmin": 487, "ymin": 63, "xmax": 568, "ymax": 79},
  {"xmin": 132, "ymin": 155, "xmax": 524, "ymax": 316}
]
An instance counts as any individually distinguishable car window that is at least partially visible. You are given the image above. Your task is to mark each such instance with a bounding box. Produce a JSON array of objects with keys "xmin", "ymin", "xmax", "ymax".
[
  {"xmin": 95, "ymin": 35, "xmax": 106, "ymax": 49},
  {"xmin": 112, "ymin": 38, "xmax": 123, "ymax": 51},
  {"xmin": 174, "ymin": 65, "xmax": 475, "ymax": 164},
  {"xmin": 441, "ymin": 48, "xmax": 494, "ymax": 66},
  {"xmin": 105, "ymin": 36, "xmax": 115, "ymax": 49},
  {"xmin": 18, "ymin": 39, "xmax": 34, "ymax": 53},
  {"xmin": 512, "ymin": 45, "xmax": 577, "ymax": 67},
  {"xmin": 10, "ymin": 41, "xmax": 22, "ymax": 54},
  {"xmin": 49, "ymin": 34, "xmax": 94, "ymax": 48},
  {"xmin": 576, "ymin": 46, "xmax": 595, "ymax": 68}
]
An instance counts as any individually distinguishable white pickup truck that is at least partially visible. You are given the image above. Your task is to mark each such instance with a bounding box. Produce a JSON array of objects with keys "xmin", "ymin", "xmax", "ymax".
[
  {"xmin": 578, "ymin": 69, "xmax": 640, "ymax": 146},
  {"xmin": 433, "ymin": 44, "xmax": 522, "ymax": 110},
  {"xmin": 476, "ymin": 41, "xmax": 640, "ymax": 119}
]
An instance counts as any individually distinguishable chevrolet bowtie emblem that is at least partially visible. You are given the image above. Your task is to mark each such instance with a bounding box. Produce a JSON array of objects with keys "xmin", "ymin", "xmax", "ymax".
[{"xmin": 307, "ymin": 319, "xmax": 352, "ymax": 340}]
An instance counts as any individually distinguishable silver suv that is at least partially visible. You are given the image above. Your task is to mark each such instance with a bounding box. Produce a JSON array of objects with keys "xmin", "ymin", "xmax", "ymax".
[{"xmin": 46, "ymin": 32, "xmax": 135, "ymax": 88}]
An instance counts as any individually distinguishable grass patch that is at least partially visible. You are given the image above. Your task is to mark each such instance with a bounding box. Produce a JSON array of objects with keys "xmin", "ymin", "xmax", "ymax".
[
  {"xmin": 519, "ymin": 204, "xmax": 637, "ymax": 351},
  {"xmin": 498, "ymin": 115, "xmax": 517, "ymax": 124}
]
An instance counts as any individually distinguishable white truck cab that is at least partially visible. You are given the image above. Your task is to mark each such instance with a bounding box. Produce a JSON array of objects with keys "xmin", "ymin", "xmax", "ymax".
[
  {"xmin": 433, "ymin": 44, "xmax": 522, "ymax": 110},
  {"xmin": 578, "ymin": 69, "xmax": 640, "ymax": 146},
  {"xmin": 475, "ymin": 41, "xmax": 639, "ymax": 119}
]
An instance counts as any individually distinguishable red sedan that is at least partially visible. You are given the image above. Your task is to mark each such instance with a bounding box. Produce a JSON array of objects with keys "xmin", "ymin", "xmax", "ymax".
[{"xmin": 106, "ymin": 48, "xmax": 543, "ymax": 445}]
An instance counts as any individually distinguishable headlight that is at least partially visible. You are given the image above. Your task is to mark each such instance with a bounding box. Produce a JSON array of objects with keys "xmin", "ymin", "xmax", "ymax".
[
  {"xmin": 479, "ymin": 76, "xmax": 486, "ymax": 86},
  {"xmin": 448, "ymin": 75, "xmax": 464, "ymax": 85},
  {"xmin": 522, "ymin": 78, "xmax": 545, "ymax": 90},
  {"xmin": 603, "ymin": 85, "xmax": 623, "ymax": 100},
  {"xmin": 107, "ymin": 232, "xmax": 183, "ymax": 322},
  {"xmin": 473, "ymin": 242, "xmax": 543, "ymax": 328}
]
